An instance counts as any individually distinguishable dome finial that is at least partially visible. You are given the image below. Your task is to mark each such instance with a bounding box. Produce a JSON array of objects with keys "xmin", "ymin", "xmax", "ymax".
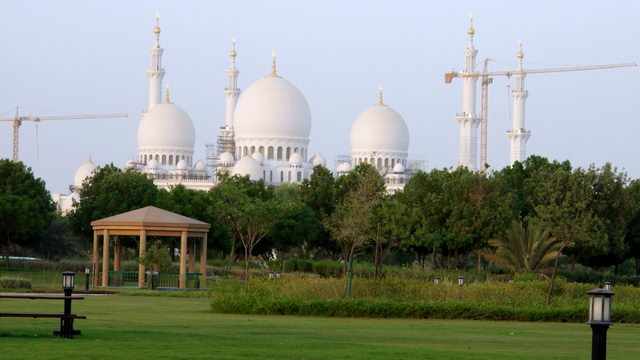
[
  {"xmin": 267, "ymin": 50, "xmax": 280, "ymax": 78},
  {"xmin": 154, "ymin": 13, "xmax": 161, "ymax": 36},
  {"xmin": 517, "ymin": 39, "xmax": 524, "ymax": 59},
  {"xmin": 377, "ymin": 85, "xmax": 384, "ymax": 105},
  {"xmin": 467, "ymin": 14, "xmax": 475, "ymax": 36},
  {"xmin": 164, "ymin": 84, "xmax": 171, "ymax": 104}
]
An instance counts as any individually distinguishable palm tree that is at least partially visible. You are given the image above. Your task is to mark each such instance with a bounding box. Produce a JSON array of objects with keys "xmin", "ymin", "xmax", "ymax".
[{"xmin": 487, "ymin": 221, "xmax": 561, "ymax": 275}]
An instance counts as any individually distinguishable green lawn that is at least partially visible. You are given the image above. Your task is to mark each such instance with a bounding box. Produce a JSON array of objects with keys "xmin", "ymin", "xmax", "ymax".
[{"xmin": 1, "ymin": 294, "xmax": 639, "ymax": 359}]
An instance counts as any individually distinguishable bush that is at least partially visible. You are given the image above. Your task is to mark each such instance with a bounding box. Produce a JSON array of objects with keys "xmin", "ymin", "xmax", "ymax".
[{"xmin": 0, "ymin": 276, "xmax": 32, "ymax": 289}]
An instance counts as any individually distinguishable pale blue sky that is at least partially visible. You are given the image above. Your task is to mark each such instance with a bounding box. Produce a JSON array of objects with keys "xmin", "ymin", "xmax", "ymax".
[{"xmin": 1, "ymin": 1, "xmax": 638, "ymax": 194}]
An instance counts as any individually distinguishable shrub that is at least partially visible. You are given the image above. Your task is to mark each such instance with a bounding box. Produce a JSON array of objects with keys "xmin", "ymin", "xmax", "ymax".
[{"xmin": 0, "ymin": 276, "xmax": 32, "ymax": 289}]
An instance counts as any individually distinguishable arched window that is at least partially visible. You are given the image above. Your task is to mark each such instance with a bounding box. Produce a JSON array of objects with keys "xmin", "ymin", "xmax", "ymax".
[
  {"xmin": 280, "ymin": 171, "xmax": 284, "ymax": 182},
  {"xmin": 377, "ymin": 158, "xmax": 382, "ymax": 168},
  {"xmin": 155, "ymin": 154, "xmax": 159, "ymax": 161},
  {"xmin": 369, "ymin": 158, "xmax": 374, "ymax": 165},
  {"xmin": 168, "ymin": 155, "xmax": 173, "ymax": 166},
  {"xmin": 296, "ymin": 171, "xmax": 302, "ymax": 182},
  {"xmin": 286, "ymin": 147, "xmax": 291, "ymax": 160},
  {"xmin": 277, "ymin": 147, "xmax": 283, "ymax": 160},
  {"xmin": 250, "ymin": 146, "xmax": 255, "ymax": 155},
  {"xmin": 259, "ymin": 146, "xmax": 265, "ymax": 154},
  {"xmin": 270, "ymin": 171, "xmax": 273, "ymax": 182},
  {"xmin": 384, "ymin": 158, "xmax": 389, "ymax": 168},
  {"xmin": 294, "ymin": 147, "xmax": 298, "ymax": 154},
  {"xmin": 391, "ymin": 159, "xmax": 395, "ymax": 167},
  {"xmin": 143, "ymin": 154, "xmax": 147, "ymax": 164},
  {"xmin": 263, "ymin": 170, "xmax": 266, "ymax": 180},
  {"xmin": 268, "ymin": 147, "xmax": 274, "ymax": 160},
  {"xmin": 288, "ymin": 171, "xmax": 292, "ymax": 182},
  {"xmin": 243, "ymin": 147, "xmax": 248, "ymax": 157}
]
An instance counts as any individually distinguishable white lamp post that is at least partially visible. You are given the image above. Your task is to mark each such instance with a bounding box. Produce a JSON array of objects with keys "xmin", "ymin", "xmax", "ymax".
[
  {"xmin": 587, "ymin": 288, "xmax": 614, "ymax": 360},
  {"xmin": 433, "ymin": 277, "xmax": 441, "ymax": 285},
  {"xmin": 458, "ymin": 276, "xmax": 465, "ymax": 286}
]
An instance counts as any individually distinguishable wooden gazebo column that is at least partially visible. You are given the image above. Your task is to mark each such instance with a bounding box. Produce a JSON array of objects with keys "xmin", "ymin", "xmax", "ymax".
[
  {"xmin": 179, "ymin": 231, "xmax": 188, "ymax": 289},
  {"xmin": 200, "ymin": 232, "xmax": 208, "ymax": 289},
  {"xmin": 114, "ymin": 237, "xmax": 121, "ymax": 271},
  {"xmin": 138, "ymin": 229, "xmax": 146, "ymax": 288},
  {"xmin": 101, "ymin": 229, "xmax": 110, "ymax": 287},
  {"xmin": 92, "ymin": 230, "xmax": 99, "ymax": 286}
]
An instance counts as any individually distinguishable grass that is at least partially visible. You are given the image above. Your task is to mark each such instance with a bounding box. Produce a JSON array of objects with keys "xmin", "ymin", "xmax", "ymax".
[{"xmin": 1, "ymin": 295, "xmax": 640, "ymax": 359}]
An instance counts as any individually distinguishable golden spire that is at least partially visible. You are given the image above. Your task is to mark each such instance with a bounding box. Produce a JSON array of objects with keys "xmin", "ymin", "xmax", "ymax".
[
  {"xmin": 230, "ymin": 38, "xmax": 237, "ymax": 58},
  {"xmin": 164, "ymin": 84, "xmax": 171, "ymax": 103},
  {"xmin": 377, "ymin": 85, "xmax": 384, "ymax": 105},
  {"xmin": 268, "ymin": 50, "xmax": 280, "ymax": 78},
  {"xmin": 467, "ymin": 14, "xmax": 475, "ymax": 36},
  {"xmin": 517, "ymin": 39, "xmax": 524, "ymax": 59},
  {"xmin": 154, "ymin": 13, "xmax": 161, "ymax": 35}
]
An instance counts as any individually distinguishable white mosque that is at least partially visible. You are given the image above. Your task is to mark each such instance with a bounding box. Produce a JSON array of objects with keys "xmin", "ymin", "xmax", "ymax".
[{"xmin": 53, "ymin": 15, "xmax": 416, "ymax": 213}]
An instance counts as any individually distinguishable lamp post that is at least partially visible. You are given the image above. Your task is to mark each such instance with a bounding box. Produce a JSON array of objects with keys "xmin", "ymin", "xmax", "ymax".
[
  {"xmin": 61, "ymin": 271, "xmax": 75, "ymax": 339},
  {"xmin": 458, "ymin": 276, "xmax": 465, "ymax": 286},
  {"xmin": 587, "ymin": 288, "xmax": 614, "ymax": 360},
  {"xmin": 84, "ymin": 266, "xmax": 90, "ymax": 292},
  {"xmin": 603, "ymin": 282, "xmax": 612, "ymax": 291},
  {"xmin": 433, "ymin": 277, "xmax": 441, "ymax": 285}
]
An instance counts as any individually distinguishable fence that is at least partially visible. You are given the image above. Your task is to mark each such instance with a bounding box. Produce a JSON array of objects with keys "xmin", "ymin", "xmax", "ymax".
[{"xmin": 106, "ymin": 271, "xmax": 202, "ymax": 289}]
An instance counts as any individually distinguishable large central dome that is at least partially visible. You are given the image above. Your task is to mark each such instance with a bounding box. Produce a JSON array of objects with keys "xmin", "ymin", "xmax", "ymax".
[
  {"xmin": 137, "ymin": 103, "xmax": 195, "ymax": 150},
  {"xmin": 350, "ymin": 104, "xmax": 410, "ymax": 153},
  {"xmin": 233, "ymin": 76, "xmax": 311, "ymax": 140}
]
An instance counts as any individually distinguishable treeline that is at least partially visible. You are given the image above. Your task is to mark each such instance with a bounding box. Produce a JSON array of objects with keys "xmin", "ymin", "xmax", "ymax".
[{"xmin": 2, "ymin": 157, "xmax": 640, "ymax": 287}]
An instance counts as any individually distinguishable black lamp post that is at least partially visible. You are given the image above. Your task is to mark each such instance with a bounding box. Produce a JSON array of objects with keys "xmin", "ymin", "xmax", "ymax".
[
  {"xmin": 603, "ymin": 282, "xmax": 612, "ymax": 291},
  {"xmin": 458, "ymin": 276, "xmax": 465, "ymax": 286},
  {"xmin": 587, "ymin": 288, "xmax": 614, "ymax": 360},
  {"xmin": 62, "ymin": 271, "xmax": 75, "ymax": 296},
  {"xmin": 61, "ymin": 271, "xmax": 75, "ymax": 338},
  {"xmin": 433, "ymin": 277, "xmax": 441, "ymax": 285},
  {"xmin": 84, "ymin": 266, "xmax": 90, "ymax": 292}
]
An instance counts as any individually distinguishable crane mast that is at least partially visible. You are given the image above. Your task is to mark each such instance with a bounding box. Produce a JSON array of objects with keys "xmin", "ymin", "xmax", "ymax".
[
  {"xmin": 479, "ymin": 59, "xmax": 492, "ymax": 173},
  {"xmin": 0, "ymin": 107, "xmax": 128, "ymax": 161}
]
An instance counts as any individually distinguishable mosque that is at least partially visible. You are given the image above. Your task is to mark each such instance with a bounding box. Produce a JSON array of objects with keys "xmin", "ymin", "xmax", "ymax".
[{"xmin": 53, "ymin": 15, "xmax": 415, "ymax": 214}]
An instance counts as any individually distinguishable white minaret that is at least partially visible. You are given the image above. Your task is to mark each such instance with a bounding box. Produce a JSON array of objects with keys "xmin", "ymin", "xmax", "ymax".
[
  {"xmin": 218, "ymin": 39, "xmax": 240, "ymax": 157},
  {"xmin": 507, "ymin": 40, "xmax": 531, "ymax": 165},
  {"xmin": 456, "ymin": 16, "xmax": 481, "ymax": 171},
  {"xmin": 147, "ymin": 14, "xmax": 165, "ymax": 111}
]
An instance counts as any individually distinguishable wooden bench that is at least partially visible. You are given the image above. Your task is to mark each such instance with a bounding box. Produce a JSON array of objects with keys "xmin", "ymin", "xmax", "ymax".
[{"xmin": 0, "ymin": 294, "xmax": 87, "ymax": 338}]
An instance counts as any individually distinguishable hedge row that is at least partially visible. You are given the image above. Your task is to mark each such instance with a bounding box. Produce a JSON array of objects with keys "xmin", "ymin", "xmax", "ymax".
[
  {"xmin": 210, "ymin": 295, "xmax": 640, "ymax": 323},
  {"xmin": 0, "ymin": 276, "xmax": 32, "ymax": 289}
]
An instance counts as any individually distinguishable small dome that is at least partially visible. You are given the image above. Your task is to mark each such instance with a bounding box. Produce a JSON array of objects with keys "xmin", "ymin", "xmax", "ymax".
[
  {"xmin": 74, "ymin": 158, "xmax": 98, "ymax": 187},
  {"xmin": 137, "ymin": 103, "xmax": 195, "ymax": 151},
  {"xmin": 234, "ymin": 76, "xmax": 311, "ymax": 141},
  {"xmin": 311, "ymin": 153, "xmax": 327, "ymax": 167},
  {"xmin": 337, "ymin": 162, "xmax": 352, "ymax": 173},
  {"xmin": 124, "ymin": 160, "xmax": 135, "ymax": 169},
  {"xmin": 393, "ymin": 162, "xmax": 405, "ymax": 173},
  {"xmin": 251, "ymin": 152, "xmax": 265, "ymax": 163},
  {"xmin": 176, "ymin": 159, "xmax": 187, "ymax": 170},
  {"xmin": 219, "ymin": 152, "xmax": 235, "ymax": 165},
  {"xmin": 231, "ymin": 156, "xmax": 263, "ymax": 181},
  {"xmin": 195, "ymin": 160, "xmax": 206, "ymax": 171},
  {"xmin": 350, "ymin": 104, "xmax": 410, "ymax": 154},
  {"xmin": 147, "ymin": 159, "xmax": 159, "ymax": 169},
  {"xmin": 289, "ymin": 152, "xmax": 303, "ymax": 167}
]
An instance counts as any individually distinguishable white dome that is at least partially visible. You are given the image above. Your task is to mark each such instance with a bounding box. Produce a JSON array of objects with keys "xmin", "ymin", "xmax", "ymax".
[
  {"xmin": 74, "ymin": 158, "xmax": 98, "ymax": 187},
  {"xmin": 393, "ymin": 162, "xmax": 405, "ymax": 173},
  {"xmin": 176, "ymin": 159, "xmax": 187, "ymax": 170},
  {"xmin": 147, "ymin": 159, "xmax": 159, "ymax": 169},
  {"xmin": 219, "ymin": 152, "xmax": 235, "ymax": 165},
  {"xmin": 337, "ymin": 162, "xmax": 352, "ymax": 173},
  {"xmin": 234, "ymin": 76, "xmax": 311, "ymax": 140},
  {"xmin": 195, "ymin": 160, "xmax": 206, "ymax": 171},
  {"xmin": 289, "ymin": 152, "xmax": 303, "ymax": 167},
  {"xmin": 231, "ymin": 156, "xmax": 263, "ymax": 181},
  {"xmin": 312, "ymin": 153, "xmax": 327, "ymax": 167},
  {"xmin": 137, "ymin": 103, "xmax": 195, "ymax": 150},
  {"xmin": 350, "ymin": 104, "xmax": 409, "ymax": 153},
  {"xmin": 251, "ymin": 152, "xmax": 265, "ymax": 163}
]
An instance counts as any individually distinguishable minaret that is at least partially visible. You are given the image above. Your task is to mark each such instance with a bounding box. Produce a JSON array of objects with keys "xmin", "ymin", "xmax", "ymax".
[
  {"xmin": 456, "ymin": 15, "xmax": 481, "ymax": 171},
  {"xmin": 507, "ymin": 40, "xmax": 531, "ymax": 165},
  {"xmin": 147, "ymin": 14, "xmax": 165, "ymax": 111},
  {"xmin": 218, "ymin": 39, "xmax": 240, "ymax": 157}
]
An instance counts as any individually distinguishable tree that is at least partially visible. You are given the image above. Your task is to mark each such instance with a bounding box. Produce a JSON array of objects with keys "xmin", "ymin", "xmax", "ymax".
[
  {"xmin": 139, "ymin": 240, "xmax": 173, "ymax": 272},
  {"xmin": 371, "ymin": 197, "xmax": 411, "ymax": 279},
  {"xmin": 68, "ymin": 165, "xmax": 158, "ymax": 243},
  {"xmin": 324, "ymin": 163, "xmax": 384, "ymax": 295},
  {"xmin": 299, "ymin": 165, "xmax": 339, "ymax": 258},
  {"xmin": 529, "ymin": 167, "xmax": 597, "ymax": 305},
  {"xmin": 626, "ymin": 180, "xmax": 640, "ymax": 274},
  {"xmin": 487, "ymin": 221, "xmax": 561, "ymax": 275},
  {"xmin": 0, "ymin": 160, "xmax": 55, "ymax": 261}
]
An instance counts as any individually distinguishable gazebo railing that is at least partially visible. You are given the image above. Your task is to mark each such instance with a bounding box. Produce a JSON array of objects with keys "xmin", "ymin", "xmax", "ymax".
[{"xmin": 106, "ymin": 271, "xmax": 202, "ymax": 289}]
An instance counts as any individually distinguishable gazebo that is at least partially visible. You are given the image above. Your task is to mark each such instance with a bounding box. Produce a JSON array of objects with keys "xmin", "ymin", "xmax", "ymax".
[{"xmin": 90, "ymin": 206, "xmax": 211, "ymax": 289}]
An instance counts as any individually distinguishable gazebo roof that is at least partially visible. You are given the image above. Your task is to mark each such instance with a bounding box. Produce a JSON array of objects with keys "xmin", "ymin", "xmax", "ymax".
[{"xmin": 91, "ymin": 206, "xmax": 210, "ymax": 236}]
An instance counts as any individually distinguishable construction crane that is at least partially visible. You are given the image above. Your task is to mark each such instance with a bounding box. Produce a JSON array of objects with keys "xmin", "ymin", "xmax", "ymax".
[
  {"xmin": 0, "ymin": 107, "xmax": 128, "ymax": 161},
  {"xmin": 445, "ymin": 62, "xmax": 638, "ymax": 171}
]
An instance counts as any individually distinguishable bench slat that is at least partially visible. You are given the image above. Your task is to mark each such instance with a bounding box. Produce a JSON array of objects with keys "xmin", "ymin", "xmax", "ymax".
[
  {"xmin": 0, "ymin": 295, "xmax": 84, "ymax": 300},
  {"xmin": 0, "ymin": 313, "xmax": 87, "ymax": 319}
]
